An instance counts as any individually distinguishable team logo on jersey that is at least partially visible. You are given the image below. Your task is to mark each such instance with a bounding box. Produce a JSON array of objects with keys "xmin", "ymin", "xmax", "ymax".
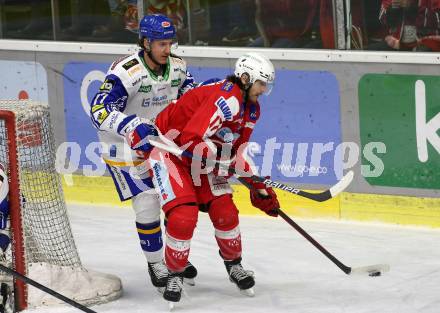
[
  {"xmin": 221, "ymin": 81, "xmax": 234, "ymax": 92},
  {"xmin": 99, "ymin": 79, "xmax": 115, "ymax": 92},
  {"xmin": 161, "ymin": 21, "xmax": 171, "ymax": 27},
  {"xmin": 107, "ymin": 96, "xmax": 127, "ymax": 111},
  {"xmin": 122, "ymin": 59, "xmax": 139, "ymax": 70},
  {"xmin": 171, "ymin": 78, "xmax": 181, "ymax": 87},
  {"xmin": 139, "ymin": 85, "xmax": 152, "ymax": 93},
  {"xmin": 215, "ymin": 96, "xmax": 233, "ymax": 121}
]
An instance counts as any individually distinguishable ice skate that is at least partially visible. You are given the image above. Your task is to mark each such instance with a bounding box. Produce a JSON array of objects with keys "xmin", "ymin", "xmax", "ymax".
[
  {"xmin": 183, "ymin": 261, "xmax": 197, "ymax": 286},
  {"xmin": 224, "ymin": 257, "xmax": 255, "ymax": 297},
  {"xmin": 163, "ymin": 271, "xmax": 184, "ymax": 311},
  {"xmin": 0, "ymin": 282, "xmax": 13, "ymax": 313},
  {"xmin": 148, "ymin": 261, "xmax": 168, "ymax": 291}
]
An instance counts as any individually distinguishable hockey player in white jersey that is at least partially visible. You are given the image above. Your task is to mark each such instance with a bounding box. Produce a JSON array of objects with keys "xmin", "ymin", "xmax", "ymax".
[{"xmin": 90, "ymin": 14, "xmax": 197, "ymax": 290}]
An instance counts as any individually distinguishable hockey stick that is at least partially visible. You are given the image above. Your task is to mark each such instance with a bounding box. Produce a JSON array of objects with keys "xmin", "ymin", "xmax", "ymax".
[
  {"xmin": 238, "ymin": 178, "xmax": 390, "ymax": 276},
  {"xmin": 0, "ymin": 263, "xmax": 97, "ymax": 313},
  {"xmin": 148, "ymin": 138, "xmax": 354, "ymax": 202},
  {"xmin": 275, "ymin": 209, "xmax": 389, "ymax": 276},
  {"xmin": 252, "ymin": 171, "xmax": 353, "ymax": 202}
]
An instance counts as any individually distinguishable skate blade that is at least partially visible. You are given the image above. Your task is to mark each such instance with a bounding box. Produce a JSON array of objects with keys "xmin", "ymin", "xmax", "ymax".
[
  {"xmin": 184, "ymin": 277, "xmax": 195, "ymax": 286},
  {"xmin": 239, "ymin": 287, "xmax": 255, "ymax": 297},
  {"xmin": 168, "ymin": 301, "xmax": 176, "ymax": 311}
]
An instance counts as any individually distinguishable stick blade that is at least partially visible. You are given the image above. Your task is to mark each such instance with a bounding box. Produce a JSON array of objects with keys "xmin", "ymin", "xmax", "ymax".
[
  {"xmin": 330, "ymin": 170, "xmax": 354, "ymax": 197},
  {"xmin": 349, "ymin": 263, "xmax": 390, "ymax": 276}
]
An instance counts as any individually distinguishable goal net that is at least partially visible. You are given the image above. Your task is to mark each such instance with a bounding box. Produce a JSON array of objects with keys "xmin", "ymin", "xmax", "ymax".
[{"xmin": 0, "ymin": 100, "xmax": 122, "ymax": 310}]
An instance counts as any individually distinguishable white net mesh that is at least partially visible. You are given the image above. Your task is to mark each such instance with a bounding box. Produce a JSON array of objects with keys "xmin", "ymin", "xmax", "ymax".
[
  {"xmin": 0, "ymin": 100, "xmax": 80, "ymax": 266},
  {"xmin": 0, "ymin": 100, "xmax": 122, "ymax": 308}
]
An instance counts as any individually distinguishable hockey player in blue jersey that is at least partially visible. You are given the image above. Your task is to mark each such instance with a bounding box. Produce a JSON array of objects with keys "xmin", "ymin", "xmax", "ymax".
[
  {"xmin": 90, "ymin": 14, "xmax": 197, "ymax": 290},
  {"xmin": 0, "ymin": 163, "xmax": 13, "ymax": 313},
  {"xmin": 0, "ymin": 164, "xmax": 9, "ymax": 256}
]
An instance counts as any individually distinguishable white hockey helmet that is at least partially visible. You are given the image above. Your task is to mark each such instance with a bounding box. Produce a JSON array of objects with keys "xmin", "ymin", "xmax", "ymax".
[{"xmin": 234, "ymin": 52, "xmax": 275, "ymax": 93}]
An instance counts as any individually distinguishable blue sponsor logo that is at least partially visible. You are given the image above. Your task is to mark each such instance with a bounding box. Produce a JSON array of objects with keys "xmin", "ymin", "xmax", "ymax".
[
  {"xmin": 153, "ymin": 95, "xmax": 167, "ymax": 102},
  {"xmin": 215, "ymin": 96, "xmax": 233, "ymax": 121},
  {"xmin": 153, "ymin": 163, "xmax": 165, "ymax": 196},
  {"xmin": 221, "ymin": 81, "xmax": 234, "ymax": 92},
  {"xmin": 152, "ymin": 161, "xmax": 175, "ymax": 203}
]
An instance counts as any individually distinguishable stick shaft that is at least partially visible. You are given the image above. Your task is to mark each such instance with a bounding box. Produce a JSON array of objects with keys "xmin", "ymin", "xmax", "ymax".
[
  {"xmin": 277, "ymin": 210, "xmax": 351, "ymax": 274},
  {"xmin": 0, "ymin": 263, "xmax": 97, "ymax": 313}
]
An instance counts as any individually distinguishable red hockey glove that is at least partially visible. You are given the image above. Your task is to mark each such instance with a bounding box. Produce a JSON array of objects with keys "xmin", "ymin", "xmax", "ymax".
[{"xmin": 241, "ymin": 177, "xmax": 279, "ymax": 217}]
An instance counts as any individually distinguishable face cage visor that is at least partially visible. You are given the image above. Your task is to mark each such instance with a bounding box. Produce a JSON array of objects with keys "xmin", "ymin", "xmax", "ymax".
[
  {"xmin": 255, "ymin": 71, "xmax": 274, "ymax": 96},
  {"xmin": 257, "ymin": 80, "xmax": 274, "ymax": 96}
]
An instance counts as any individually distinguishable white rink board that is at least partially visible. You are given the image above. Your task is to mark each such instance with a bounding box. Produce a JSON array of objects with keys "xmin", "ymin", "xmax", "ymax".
[
  {"xmin": 2, "ymin": 39, "xmax": 440, "ymax": 64},
  {"xmin": 24, "ymin": 203, "xmax": 440, "ymax": 313}
]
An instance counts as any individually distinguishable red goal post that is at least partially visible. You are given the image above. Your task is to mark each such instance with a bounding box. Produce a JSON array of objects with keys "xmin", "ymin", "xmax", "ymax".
[{"xmin": 0, "ymin": 109, "xmax": 27, "ymax": 310}]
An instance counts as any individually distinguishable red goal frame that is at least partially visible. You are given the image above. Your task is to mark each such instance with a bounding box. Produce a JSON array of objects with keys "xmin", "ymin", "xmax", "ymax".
[{"xmin": 0, "ymin": 110, "xmax": 28, "ymax": 311}]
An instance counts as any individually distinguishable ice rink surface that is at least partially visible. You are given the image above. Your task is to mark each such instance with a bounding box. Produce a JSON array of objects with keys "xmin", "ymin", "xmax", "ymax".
[{"xmin": 26, "ymin": 203, "xmax": 440, "ymax": 313}]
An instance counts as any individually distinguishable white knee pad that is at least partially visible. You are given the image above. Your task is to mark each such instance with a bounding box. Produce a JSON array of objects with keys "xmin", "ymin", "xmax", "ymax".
[{"xmin": 132, "ymin": 192, "xmax": 161, "ymax": 224}]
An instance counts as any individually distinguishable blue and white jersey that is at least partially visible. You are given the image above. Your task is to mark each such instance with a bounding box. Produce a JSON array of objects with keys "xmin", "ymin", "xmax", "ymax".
[
  {"xmin": 90, "ymin": 50, "xmax": 195, "ymax": 164},
  {"xmin": 0, "ymin": 165, "xmax": 9, "ymax": 230}
]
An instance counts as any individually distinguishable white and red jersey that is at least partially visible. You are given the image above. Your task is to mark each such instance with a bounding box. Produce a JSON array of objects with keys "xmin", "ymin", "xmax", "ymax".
[{"xmin": 155, "ymin": 79, "xmax": 260, "ymax": 170}]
